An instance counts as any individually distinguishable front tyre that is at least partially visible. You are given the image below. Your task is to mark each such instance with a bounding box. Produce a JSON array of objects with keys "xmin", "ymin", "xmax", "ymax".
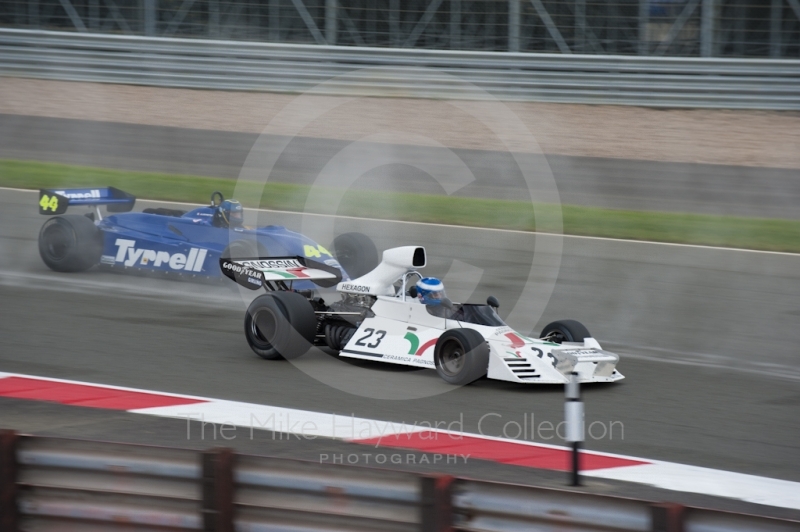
[
  {"xmin": 540, "ymin": 319, "xmax": 591, "ymax": 344},
  {"xmin": 244, "ymin": 292, "xmax": 317, "ymax": 360},
  {"xmin": 434, "ymin": 329, "xmax": 489, "ymax": 385},
  {"xmin": 333, "ymin": 232, "xmax": 379, "ymax": 279},
  {"xmin": 38, "ymin": 215, "xmax": 102, "ymax": 272}
]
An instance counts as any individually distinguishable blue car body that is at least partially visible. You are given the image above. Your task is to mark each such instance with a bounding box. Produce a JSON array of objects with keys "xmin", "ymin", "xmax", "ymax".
[{"xmin": 38, "ymin": 187, "xmax": 349, "ymax": 285}]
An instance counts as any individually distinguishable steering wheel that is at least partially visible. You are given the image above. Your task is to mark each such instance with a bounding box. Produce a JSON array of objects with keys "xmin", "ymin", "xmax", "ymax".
[{"xmin": 210, "ymin": 191, "xmax": 224, "ymax": 207}]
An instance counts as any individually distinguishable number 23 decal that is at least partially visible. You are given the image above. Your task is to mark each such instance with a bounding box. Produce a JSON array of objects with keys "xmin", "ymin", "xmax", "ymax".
[
  {"xmin": 531, "ymin": 347, "xmax": 558, "ymax": 368},
  {"xmin": 355, "ymin": 328, "xmax": 386, "ymax": 349}
]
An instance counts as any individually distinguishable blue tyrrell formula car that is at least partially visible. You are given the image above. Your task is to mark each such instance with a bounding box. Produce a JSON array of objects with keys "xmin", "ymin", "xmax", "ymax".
[{"xmin": 36, "ymin": 187, "xmax": 377, "ymax": 285}]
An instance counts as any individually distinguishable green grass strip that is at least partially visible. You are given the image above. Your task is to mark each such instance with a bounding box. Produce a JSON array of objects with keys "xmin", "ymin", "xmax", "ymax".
[{"xmin": 2, "ymin": 158, "xmax": 798, "ymax": 253}]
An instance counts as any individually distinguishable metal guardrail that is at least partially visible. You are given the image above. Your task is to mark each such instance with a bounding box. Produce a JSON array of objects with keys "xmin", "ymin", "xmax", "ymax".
[
  {"xmin": 0, "ymin": 28, "xmax": 799, "ymax": 110},
  {"xmin": 1, "ymin": 430, "xmax": 799, "ymax": 532},
  {"xmin": 3, "ymin": 432, "xmax": 426, "ymax": 531},
  {"xmin": 234, "ymin": 453, "xmax": 422, "ymax": 531},
  {"xmin": 13, "ymin": 436, "xmax": 203, "ymax": 531},
  {"xmin": 454, "ymin": 480, "xmax": 652, "ymax": 531},
  {"xmin": 1, "ymin": 431, "xmax": 431, "ymax": 532},
  {"xmin": 453, "ymin": 481, "xmax": 653, "ymax": 532},
  {"xmin": 452, "ymin": 481, "xmax": 800, "ymax": 532}
]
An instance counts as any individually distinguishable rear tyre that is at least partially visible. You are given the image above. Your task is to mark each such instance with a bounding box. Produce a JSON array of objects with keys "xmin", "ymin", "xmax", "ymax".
[
  {"xmin": 333, "ymin": 232, "xmax": 379, "ymax": 279},
  {"xmin": 540, "ymin": 320, "xmax": 591, "ymax": 344},
  {"xmin": 38, "ymin": 215, "xmax": 102, "ymax": 272},
  {"xmin": 244, "ymin": 292, "xmax": 317, "ymax": 360},
  {"xmin": 434, "ymin": 329, "xmax": 489, "ymax": 385},
  {"xmin": 221, "ymin": 239, "xmax": 266, "ymax": 261}
]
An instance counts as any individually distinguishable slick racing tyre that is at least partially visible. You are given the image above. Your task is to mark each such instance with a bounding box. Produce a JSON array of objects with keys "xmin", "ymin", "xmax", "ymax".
[
  {"xmin": 333, "ymin": 232, "xmax": 379, "ymax": 279},
  {"xmin": 434, "ymin": 329, "xmax": 489, "ymax": 385},
  {"xmin": 244, "ymin": 292, "xmax": 317, "ymax": 360},
  {"xmin": 38, "ymin": 215, "xmax": 103, "ymax": 272},
  {"xmin": 540, "ymin": 320, "xmax": 591, "ymax": 344},
  {"xmin": 221, "ymin": 239, "xmax": 266, "ymax": 261}
]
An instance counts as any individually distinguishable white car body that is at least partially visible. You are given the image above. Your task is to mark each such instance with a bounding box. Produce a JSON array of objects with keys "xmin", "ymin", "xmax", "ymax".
[
  {"xmin": 224, "ymin": 245, "xmax": 624, "ymax": 384},
  {"xmin": 335, "ymin": 246, "xmax": 624, "ymax": 384}
]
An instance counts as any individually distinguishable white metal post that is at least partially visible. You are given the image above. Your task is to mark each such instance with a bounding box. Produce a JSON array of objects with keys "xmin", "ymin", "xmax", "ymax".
[{"xmin": 565, "ymin": 371, "xmax": 584, "ymax": 486}]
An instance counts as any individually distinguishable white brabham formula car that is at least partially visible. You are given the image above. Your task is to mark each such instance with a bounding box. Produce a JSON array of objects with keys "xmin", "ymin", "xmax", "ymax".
[{"xmin": 220, "ymin": 246, "xmax": 624, "ymax": 385}]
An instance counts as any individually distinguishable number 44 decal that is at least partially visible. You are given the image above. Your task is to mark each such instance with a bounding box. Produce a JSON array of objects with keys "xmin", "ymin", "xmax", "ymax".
[
  {"xmin": 303, "ymin": 244, "xmax": 332, "ymax": 258},
  {"xmin": 39, "ymin": 194, "xmax": 59, "ymax": 212},
  {"xmin": 355, "ymin": 328, "xmax": 386, "ymax": 349}
]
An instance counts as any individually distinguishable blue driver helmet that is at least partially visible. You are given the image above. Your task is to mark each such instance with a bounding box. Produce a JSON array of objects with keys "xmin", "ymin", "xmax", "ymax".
[
  {"xmin": 416, "ymin": 277, "xmax": 445, "ymax": 306},
  {"xmin": 218, "ymin": 199, "xmax": 244, "ymax": 228}
]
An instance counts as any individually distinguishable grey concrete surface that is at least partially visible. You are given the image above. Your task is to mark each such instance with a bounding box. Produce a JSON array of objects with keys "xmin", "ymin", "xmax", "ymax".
[
  {"xmin": 1, "ymin": 188, "xmax": 798, "ymax": 488},
  {"xmin": 2, "ymin": 114, "xmax": 800, "ymax": 219}
]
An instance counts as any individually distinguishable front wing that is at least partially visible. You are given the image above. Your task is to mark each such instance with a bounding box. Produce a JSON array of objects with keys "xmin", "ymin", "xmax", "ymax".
[{"xmin": 486, "ymin": 336, "xmax": 625, "ymax": 384}]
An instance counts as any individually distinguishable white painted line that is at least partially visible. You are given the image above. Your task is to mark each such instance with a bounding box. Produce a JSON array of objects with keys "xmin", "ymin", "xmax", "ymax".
[
  {"xmin": 584, "ymin": 462, "xmax": 800, "ymax": 511},
  {"xmin": 2, "ymin": 371, "xmax": 800, "ymax": 510},
  {"xmin": 133, "ymin": 401, "xmax": 428, "ymax": 440},
  {"xmin": 3, "ymin": 186, "xmax": 798, "ymax": 257}
]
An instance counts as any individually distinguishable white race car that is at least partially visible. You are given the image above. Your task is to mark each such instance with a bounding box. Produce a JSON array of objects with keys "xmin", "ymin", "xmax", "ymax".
[{"xmin": 220, "ymin": 246, "xmax": 624, "ymax": 385}]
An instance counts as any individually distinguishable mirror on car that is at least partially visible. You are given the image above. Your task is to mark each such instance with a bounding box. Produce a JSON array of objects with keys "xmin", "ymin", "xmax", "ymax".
[
  {"xmin": 487, "ymin": 296, "xmax": 500, "ymax": 309},
  {"xmin": 441, "ymin": 297, "xmax": 455, "ymax": 310}
]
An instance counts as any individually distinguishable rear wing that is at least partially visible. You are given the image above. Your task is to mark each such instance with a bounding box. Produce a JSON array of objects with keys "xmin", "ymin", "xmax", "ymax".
[
  {"xmin": 220, "ymin": 256, "xmax": 342, "ymax": 290},
  {"xmin": 39, "ymin": 187, "xmax": 136, "ymax": 215}
]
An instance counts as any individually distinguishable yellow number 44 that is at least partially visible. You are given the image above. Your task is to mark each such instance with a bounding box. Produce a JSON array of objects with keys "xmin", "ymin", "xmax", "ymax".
[
  {"xmin": 39, "ymin": 194, "xmax": 59, "ymax": 212},
  {"xmin": 303, "ymin": 244, "xmax": 332, "ymax": 258}
]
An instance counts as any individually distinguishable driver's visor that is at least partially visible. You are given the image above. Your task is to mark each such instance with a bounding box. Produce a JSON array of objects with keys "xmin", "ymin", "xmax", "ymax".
[
  {"xmin": 230, "ymin": 210, "xmax": 243, "ymax": 222},
  {"xmin": 426, "ymin": 290, "xmax": 445, "ymax": 300}
]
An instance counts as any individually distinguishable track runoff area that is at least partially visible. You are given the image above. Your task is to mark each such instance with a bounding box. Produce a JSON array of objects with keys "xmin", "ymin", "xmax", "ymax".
[{"xmin": 1, "ymin": 372, "xmax": 798, "ymax": 512}]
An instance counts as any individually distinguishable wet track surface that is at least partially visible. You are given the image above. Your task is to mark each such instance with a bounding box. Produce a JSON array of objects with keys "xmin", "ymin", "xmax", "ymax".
[
  {"xmin": 3, "ymin": 114, "xmax": 800, "ymax": 219},
  {"xmin": 1, "ymin": 188, "xmax": 799, "ymax": 491}
]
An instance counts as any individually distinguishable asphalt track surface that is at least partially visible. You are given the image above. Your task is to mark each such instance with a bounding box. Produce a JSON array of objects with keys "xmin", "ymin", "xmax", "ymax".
[
  {"xmin": 1, "ymin": 188, "xmax": 799, "ymax": 508},
  {"xmin": 2, "ymin": 114, "xmax": 800, "ymax": 219}
]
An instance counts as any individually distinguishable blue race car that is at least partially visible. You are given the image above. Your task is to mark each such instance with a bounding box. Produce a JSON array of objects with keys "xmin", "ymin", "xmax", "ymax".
[{"xmin": 36, "ymin": 187, "xmax": 377, "ymax": 285}]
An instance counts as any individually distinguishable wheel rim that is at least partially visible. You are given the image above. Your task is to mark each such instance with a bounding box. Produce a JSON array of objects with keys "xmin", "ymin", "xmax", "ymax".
[
  {"xmin": 250, "ymin": 309, "xmax": 278, "ymax": 349},
  {"xmin": 43, "ymin": 224, "xmax": 73, "ymax": 262},
  {"xmin": 438, "ymin": 340, "xmax": 466, "ymax": 377}
]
